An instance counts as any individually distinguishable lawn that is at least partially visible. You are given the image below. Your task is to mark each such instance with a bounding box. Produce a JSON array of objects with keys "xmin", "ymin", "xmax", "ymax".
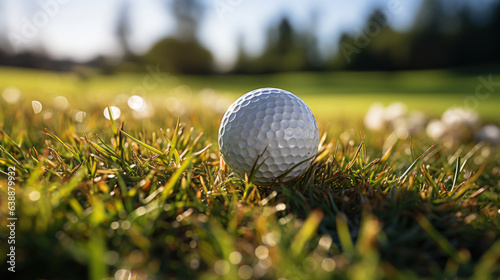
[
  {"xmin": 1, "ymin": 66, "xmax": 500, "ymax": 122},
  {"xmin": 0, "ymin": 66, "xmax": 499, "ymax": 279}
]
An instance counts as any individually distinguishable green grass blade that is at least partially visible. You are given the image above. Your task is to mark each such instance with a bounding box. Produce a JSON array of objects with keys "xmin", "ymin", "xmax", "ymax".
[
  {"xmin": 472, "ymin": 240, "xmax": 500, "ymax": 280},
  {"xmin": 336, "ymin": 213, "xmax": 355, "ymax": 256},
  {"xmin": 121, "ymin": 130, "xmax": 164, "ymax": 156},
  {"xmin": 399, "ymin": 144, "xmax": 436, "ymax": 182},
  {"xmin": 346, "ymin": 136, "xmax": 364, "ymax": 170},
  {"xmin": 417, "ymin": 214, "xmax": 468, "ymax": 264},
  {"xmin": 160, "ymin": 155, "xmax": 193, "ymax": 200},
  {"xmin": 0, "ymin": 144, "xmax": 21, "ymax": 166},
  {"xmin": 88, "ymin": 228, "xmax": 107, "ymax": 280},
  {"xmin": 0, "ymin": 144, "xmax": 27, "ymax": 173},
  {"xmin": 160, "ymin": 127, "xmax": 181, "ymax": 165},
  {"xmin": 106, "ymin": 106, "xmax": 118, "ymax": 136},
  {"xmin": 291, "ymin": 209, "xmax": 324, "ymax": 258},
  {"xmin": 44, "ymin": 128, "xmax": 81, "ymax": 162},
  {"xmin": 0, "ymin": 129, "xmax": 26, "ymax": 160}
]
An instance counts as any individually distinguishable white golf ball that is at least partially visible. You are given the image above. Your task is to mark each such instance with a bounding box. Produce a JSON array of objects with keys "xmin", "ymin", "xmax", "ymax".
[{"xmin": 218, "ymin": 88, "xmax": 319, "ymax": 185}]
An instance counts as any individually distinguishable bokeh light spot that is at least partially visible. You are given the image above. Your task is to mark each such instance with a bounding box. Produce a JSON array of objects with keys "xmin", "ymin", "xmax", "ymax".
[
  {"xmin": 229, "ymin": 251, "xmax": 242, "ymax": 264},
  {"xmin": 53, "ymin": 96, "xmax": 69, "ymax": 110},
  {"xmin": 321, "ymin": 258, "xmax": 336, "ymax": 272},
  {"xmin": 128, "ymin": 95, "xmax": 146, "ymax": 110},
  {"xmin": 214, "ymin": 260, "xmax": 230, "ymax": 275},
  {"xmin": 2, "ymin": 87, "xmax": 21, "ymax": 103},
  {"xmin": 75, "ymin": 111, "xmax": 87, "ymax": 123},
  {"xmin": 32, "ymin": 101, "xmax": 43, "ymax": 114},
  {"xmin": 29, "ymin": 191, "xmax": 41, "ymax": 201},
  {"xmin": 238, "ymin": 265, "xmax": 253, "ymax": 280},
  {"xmin": 255, "ymin": 245, "xmax": 269, "ymax": 260},
  {"xmin": 104, "ymin": 106, "xmax": 121, "ymax": 120},
  {"xmin": 114, "ymin": 269, "xmax": 131, "ymax": 280}
]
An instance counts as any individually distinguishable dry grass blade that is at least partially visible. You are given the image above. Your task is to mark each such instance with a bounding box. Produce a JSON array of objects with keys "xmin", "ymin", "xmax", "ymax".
[
  {"xmin": 380, "ymin": 145, "xmax": 394, "ymax": 163},
  {"xmin": 346, "ymin": 136, "xmax": 365, "ymax": 171},
  {"xmin": 192, "ymin": 144, "xmax": 212, "ymax": 156}
]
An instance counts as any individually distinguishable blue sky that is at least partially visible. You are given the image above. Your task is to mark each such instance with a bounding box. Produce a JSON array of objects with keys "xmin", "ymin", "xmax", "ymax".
[{"xmin": 1, "ymin": 0, "xmax": 424, "ymax": 70}]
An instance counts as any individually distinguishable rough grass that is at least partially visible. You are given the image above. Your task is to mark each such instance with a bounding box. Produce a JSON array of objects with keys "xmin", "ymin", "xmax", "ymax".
[{"xmin": 0, "ymin": 69, "xmax": 499, "ymax": 280}]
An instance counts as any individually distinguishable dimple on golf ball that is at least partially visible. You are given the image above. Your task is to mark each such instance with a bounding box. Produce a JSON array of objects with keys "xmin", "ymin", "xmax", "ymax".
[{"xmin": 218, "ymin": 88, "xmax": 319, "ymax": 185}]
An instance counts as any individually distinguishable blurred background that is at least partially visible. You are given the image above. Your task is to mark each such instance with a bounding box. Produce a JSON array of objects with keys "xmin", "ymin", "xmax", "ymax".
[
  {"xmin": 1, "ymin": 0, "xmax": 500, "ymax": 74},
  {"xmin": 1, "ymin": 0, "xmax": 500, "ymax": 147}
]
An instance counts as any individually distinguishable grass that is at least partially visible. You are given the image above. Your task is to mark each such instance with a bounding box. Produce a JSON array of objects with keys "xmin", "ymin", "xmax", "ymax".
[
  {"xmin": 0, "ymin": 66, "xmax": 499, "ymax": 279},
  {"xmin": 1, "ymin": 66, "xmax": 500, "ymax": 122}
]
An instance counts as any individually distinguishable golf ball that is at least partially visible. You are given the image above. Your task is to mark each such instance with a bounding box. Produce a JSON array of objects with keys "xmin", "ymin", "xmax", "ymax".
[{"xmin": 218, "ymin": 88, "xmax": 319, "ymax": 185}]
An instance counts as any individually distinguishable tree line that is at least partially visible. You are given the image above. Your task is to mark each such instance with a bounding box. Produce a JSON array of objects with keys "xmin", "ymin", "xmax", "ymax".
[{"xmin": 0, "ymin": 0, "xmax": 499, "ymax": 74}]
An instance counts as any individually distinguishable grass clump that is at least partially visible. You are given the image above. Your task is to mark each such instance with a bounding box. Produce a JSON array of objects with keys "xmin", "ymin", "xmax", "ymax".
[{"xmin": 0, "ymin": 78, "xmax": 499, "ymax": 280}]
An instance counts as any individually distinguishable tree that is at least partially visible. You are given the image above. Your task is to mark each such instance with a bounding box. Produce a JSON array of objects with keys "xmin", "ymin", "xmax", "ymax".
[
  {"xmin": 115, "ymin": 0, "xmax": 133, "ymax": 59},
  {"xmin": 142, "ymin": 0, "xmax": 214, "ymax": 74},
  {"xmin": 234, "ymin": 17, "xmax": 314, "ymax": 73}
]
